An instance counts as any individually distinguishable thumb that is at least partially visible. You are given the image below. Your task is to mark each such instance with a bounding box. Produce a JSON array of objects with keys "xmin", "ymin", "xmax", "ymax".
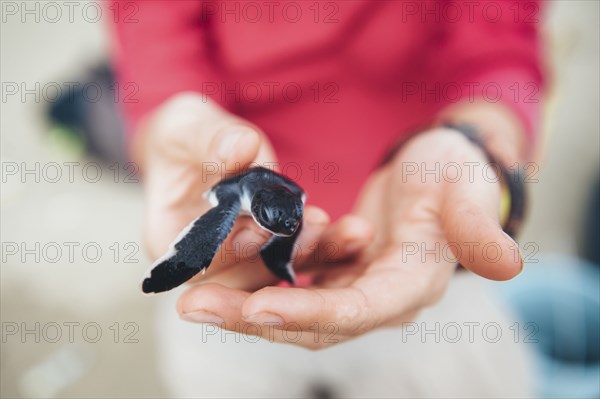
[
  {"xmin": 205, "ymin": 125, "xmax": 262, "ymax": 176},
  {"xmin": 172, "ymin": 119, "xmax": 262, "ymax": 189},
  {"xmin": 151, "ymin": 94, "xmax": 263, "ymax": 185},
  {"xmin": 441, "ymin": 178, "xmax": 523, "ymax": 281}
]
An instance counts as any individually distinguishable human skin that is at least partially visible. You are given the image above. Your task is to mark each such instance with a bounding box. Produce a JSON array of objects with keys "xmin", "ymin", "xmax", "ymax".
[{"xmin": 135, "ymin": 92, "xmax": 527, "ymax": 349}]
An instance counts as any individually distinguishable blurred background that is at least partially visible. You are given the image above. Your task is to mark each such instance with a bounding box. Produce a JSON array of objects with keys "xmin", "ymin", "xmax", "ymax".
[{"xmin": 1, "ymin": 1, "xmax": 598, "ymax": 398}]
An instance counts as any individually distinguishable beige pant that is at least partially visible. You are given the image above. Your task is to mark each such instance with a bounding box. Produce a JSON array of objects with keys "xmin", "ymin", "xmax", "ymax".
[{"xmin": 153, "ymin": 273, "xmax": 534, "ymax": 398}]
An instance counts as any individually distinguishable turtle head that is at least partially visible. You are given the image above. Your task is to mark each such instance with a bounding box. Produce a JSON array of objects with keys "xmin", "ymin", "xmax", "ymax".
[{"xmin": 251, "ymin": 187, "xmax": 303, "ymax": 236}]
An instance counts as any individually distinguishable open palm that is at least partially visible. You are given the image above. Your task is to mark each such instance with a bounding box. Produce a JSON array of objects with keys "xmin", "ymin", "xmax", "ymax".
[{"xmin": 177, "ymin": 128, "xmax": 523, "ymax": 349}]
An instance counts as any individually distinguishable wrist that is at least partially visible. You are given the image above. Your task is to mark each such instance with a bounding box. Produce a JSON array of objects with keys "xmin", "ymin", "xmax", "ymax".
[{"xmin": 434, "ymin": 100, "xmax": 530, "ymax": 165}]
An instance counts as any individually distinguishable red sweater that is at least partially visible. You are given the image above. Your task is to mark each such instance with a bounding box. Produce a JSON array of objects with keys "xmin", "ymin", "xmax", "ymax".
[{"xmin": 110, "ymin": 0, "xmax": 544, "ymax": 219}]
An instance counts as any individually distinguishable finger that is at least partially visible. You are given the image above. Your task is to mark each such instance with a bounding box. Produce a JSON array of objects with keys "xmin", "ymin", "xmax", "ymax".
[
  {"xmin": 441, "ymin": 176, "xmax": 523, "ymax": 280},
  {"xmin": 241, "ymin": 226, "xmax": 457, "ymax": 336},
  {"xmin": 239, "ymin": 283, "xmax": 376, "ymax": 336},
  {"xmin": 292, "ymin": 206, "xmax": 331, "ymax": 265},
  {"xmin": 177, "ymin": 283, "xmax": 251, "ymax": 324},
  {"xmin": 310, "ymin": 215, "xmax": 374, "ymax": 265},
  {"xmin": 237, "ymin": 254, "xmax": 403, "ymax": 335},
  {"xmin": 199, "ymin": 206, "xmax": 330, "ymax": 290},
  {"xmin": 201, "ymin": 125, "xmax": 262, "ymax": 186},
  {"xmin": 311, "ymin": 261, "xmax": 366, "ymax": 288},
  {"xmin": 381, "ymin": 310, "xmax": 420, "ymax": 328},
  {"xmin": 177, "ymin": 283, "xmax": 348, "ymax": 348},
  {"xmin": 153, "ymin": 95, "xmax": 263, "ymax": 186}
]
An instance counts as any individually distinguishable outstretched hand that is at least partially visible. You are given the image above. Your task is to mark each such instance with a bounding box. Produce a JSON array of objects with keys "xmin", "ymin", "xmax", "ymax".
[
  {"xmin": 139, "ymin": 93, "xmax": 372, "ymax": 292},
  {"xmin": 176, "ymin": 128, "xmax": 523, "ymax": 349}
]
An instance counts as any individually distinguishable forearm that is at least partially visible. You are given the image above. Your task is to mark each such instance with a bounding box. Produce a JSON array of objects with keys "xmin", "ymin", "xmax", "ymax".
[{"xmin": 427, "ymin": 0, "xmax": 546, "ymax": 165}]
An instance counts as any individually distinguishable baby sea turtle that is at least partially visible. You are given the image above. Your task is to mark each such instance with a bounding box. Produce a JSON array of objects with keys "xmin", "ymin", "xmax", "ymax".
[{"xmin": 141, "ymin": 167, "xmax": 305, "ymax": 294}]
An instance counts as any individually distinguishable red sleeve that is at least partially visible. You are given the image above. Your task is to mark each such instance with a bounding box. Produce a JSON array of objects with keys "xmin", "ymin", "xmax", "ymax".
[
  {"xmin": 427, "ymin": 0, "xmax": 546, "ymax": 146},
  {"xmin": 108, "ymin": 0, "xmax": 226, "ymax": 133}
]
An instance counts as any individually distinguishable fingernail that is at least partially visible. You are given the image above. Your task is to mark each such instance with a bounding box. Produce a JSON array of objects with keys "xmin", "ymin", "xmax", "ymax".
[
  {"xmin": 502, "ymin": 231, "xmax": 524, "ymax": 274},
  {"xmin": 217, "ymin": 129, "xmax": 247, "ymax": 161},
  {"xmin": 502, "ymin": 230, "xmax": 516, "ymax": 244},
  {"xmin": 243, "ymin": 312, "xmax": 284, "ymax": 326},
  {"xmin": 181, "ymin": 310, "xmax": 224, "ymax": 325},
  {"xmin": 518, "ymin": 251, "xmax": 525, "ymax": 275}
]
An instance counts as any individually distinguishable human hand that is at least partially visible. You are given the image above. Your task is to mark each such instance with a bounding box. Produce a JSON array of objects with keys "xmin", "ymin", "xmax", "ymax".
[
  {"xmin": 176, "ymin": 127, "xmax": 523, "ymax": 349},
  {"xmin": 138, "ymin": 93, "xmax": 368, "ymax": 290}
]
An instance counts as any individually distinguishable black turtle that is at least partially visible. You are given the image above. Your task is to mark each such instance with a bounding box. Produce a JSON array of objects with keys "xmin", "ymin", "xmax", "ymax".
[{"xmin": 141, "ymin": 167, "xmax": 305, "ymax": 294}]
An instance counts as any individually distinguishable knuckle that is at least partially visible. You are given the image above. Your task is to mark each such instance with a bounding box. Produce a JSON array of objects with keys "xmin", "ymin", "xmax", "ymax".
[{"xmin": 150, "ymin": 93, "xmax": 223, "ymax": 147}]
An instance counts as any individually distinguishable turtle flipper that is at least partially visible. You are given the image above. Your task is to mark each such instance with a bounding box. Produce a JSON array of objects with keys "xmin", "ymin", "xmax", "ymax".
[
  {"xmin": 259, "ymin": 222, "xmax": 302, "ymax": 284},
  {"xmin": 141, "ymin": 188, "xmax": 241, "ymax": 294}
]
